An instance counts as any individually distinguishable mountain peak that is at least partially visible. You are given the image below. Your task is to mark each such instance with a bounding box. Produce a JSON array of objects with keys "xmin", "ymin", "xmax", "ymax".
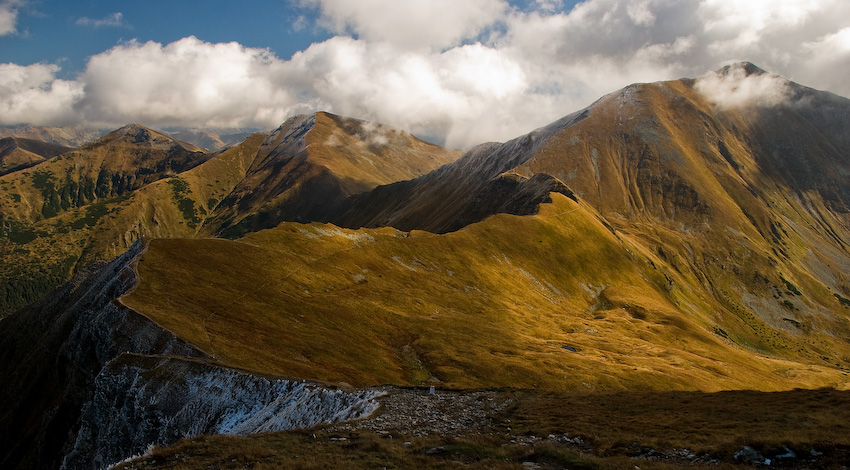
[
  {"xmin": 714, "ymin": 61, "xmax": 768, "ymax": 78},
  {"xmin": 111, "ymin": 123, "xmax": 160, "ymax": 142},
  {"xmin": 276, "ymin": 113, "xmax": 316, "ymax": 131},
  {"xmin": 92, "ymin": 123, "xmax": 204, "ymax": 152}
]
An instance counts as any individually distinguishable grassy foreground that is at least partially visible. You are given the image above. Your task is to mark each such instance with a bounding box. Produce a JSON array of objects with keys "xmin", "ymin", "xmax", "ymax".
[{"xmin": 117, "ymin": 388, "xmax": 850, "ymax": 469}]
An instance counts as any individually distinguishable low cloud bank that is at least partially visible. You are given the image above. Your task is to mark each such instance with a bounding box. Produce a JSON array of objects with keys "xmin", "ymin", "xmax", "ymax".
[
  {"xmin": 2, "ymin": 0, "xmax": 850, "ymax": 148},
  {"xmin": 694, "ymin": 63, "xmax": 793, "ymax": 109}
]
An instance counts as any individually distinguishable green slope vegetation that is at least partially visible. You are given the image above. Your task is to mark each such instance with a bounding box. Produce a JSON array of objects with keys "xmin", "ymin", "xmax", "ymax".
[
  {"xmin": 122, "ymin": 194, "xmax": 850, "ymax": 392},
  {"xmin": 0, "ymin": 130, "xmax": 263, "ymax": 315}
]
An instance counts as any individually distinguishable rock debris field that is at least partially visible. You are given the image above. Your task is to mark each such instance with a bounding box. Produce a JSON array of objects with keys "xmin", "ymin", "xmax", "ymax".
[{"xmin": 327, "ymin": 387, "xmax": 512, "ymax": 437}]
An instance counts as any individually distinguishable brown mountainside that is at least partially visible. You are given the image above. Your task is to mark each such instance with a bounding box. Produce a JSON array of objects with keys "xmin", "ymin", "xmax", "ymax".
[
  {"xmin": 2, "ymin": 64, "xmax": 850, "ymax": 470},
  {"xmin": 0, "ymin": 116, "xmax": 458, "ymax": 316},
  {"xmin": 505, "ymin": 66, "xmax": 850, "ymax": 352},
  {"xmin": 329, "ymin": 62, "xmax": 850, "ymax": 362},
  {"xmin": 203, "ymin": 112, "xmax": 460, "ymax": 238},
  {"xmin": 0, "ymin": 137, "xmax": 71, "ymax": 176},
  {"xmin": 115, "ymin": 64, "xmax": 850, "ymax": 390}
]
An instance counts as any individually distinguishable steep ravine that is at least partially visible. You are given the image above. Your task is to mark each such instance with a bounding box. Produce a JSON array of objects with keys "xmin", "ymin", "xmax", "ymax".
[{"xmin": 0, "ymin": 241, "xmax": 382, "ymax": 470}]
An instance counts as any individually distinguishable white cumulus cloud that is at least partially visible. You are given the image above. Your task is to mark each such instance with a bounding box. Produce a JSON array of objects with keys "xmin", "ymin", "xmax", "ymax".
[
  {"xmin": 800, "ymin": 27, "xmax": 850, "ymax": 95},
  {"xmin": 284, "ymin": 38, "xmax": 531, "ymax": 146},
  {"xmin": 0, "ymin": 0, "xmax": 24, "ymax": 35},
  {"xmin": 694, "ymin": 62, "xmax": 793, "ymax": 109},
  {"xmin": 300, "ymin": 0, "xmax": 509, "ymax": 50},
  {"xmin": 74, "ymin": 37, "xmax": 299, "ymax": 129},
  {"xmin": 2, "ymin": 0, "xmax": 850, "ymax": 149},
  {"xmin": 0, "ymin": 63, "xmax": 83, "ymax": 125}
]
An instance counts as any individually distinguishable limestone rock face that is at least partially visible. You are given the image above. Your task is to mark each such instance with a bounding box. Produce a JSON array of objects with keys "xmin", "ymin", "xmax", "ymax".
[
  {"xmin": 63, "ymin": 356, "xmax": 381, "ymax": 469},
  {"xmin": 0, "ymin": 241, "xmax": 203, "ymax": 469}
]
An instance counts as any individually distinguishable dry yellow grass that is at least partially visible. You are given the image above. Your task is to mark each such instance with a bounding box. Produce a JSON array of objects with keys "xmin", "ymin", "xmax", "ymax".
[{"xmin": 122, "ymin": 194, "xmax": 850, "ymax": 392}]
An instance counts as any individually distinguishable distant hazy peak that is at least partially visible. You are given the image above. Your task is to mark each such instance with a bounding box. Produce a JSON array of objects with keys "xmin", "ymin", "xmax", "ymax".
[
  {"xmin": 90, "ymin": 123, "xmax": 205, "ymax": 152},
  {"xmin": 0, "ymin": 125, "xmax": 103, "ymax": 148}
]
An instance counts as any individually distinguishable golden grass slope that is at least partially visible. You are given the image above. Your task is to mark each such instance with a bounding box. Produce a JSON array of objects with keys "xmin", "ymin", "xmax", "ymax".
[
  {"xmin": 122, "ymin": 193, "xmax": 850, "ymax": 392},
  {"xmin": 321, "ymin": 69, "xmax": 850, "ymax": 385}
]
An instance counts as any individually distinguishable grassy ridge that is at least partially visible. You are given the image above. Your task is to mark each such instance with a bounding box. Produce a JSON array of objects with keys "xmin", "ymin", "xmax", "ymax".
[{"xmin": 123, "ymin": 194, "xmax": 850, "ymax": 392}]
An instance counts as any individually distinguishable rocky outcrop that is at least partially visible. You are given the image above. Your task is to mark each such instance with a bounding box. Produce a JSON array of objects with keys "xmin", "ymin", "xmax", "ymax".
[
  {"xmin": 0, "ymin": 240, "xmax": 203, "ymax": 469},
  {"xmin": 64, "ymin": 356, "xmax": 381, "ymax": 469},
  {"xmin": 328, "ymin": 388, "xmax": 511, "ymax": 437}
]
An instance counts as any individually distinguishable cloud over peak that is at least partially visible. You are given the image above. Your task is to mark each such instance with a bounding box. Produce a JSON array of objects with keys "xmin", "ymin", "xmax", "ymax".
[
  {"xmin": 694, "ymin": 61, "xmax": 793, "ymax": 109},
  {"xmin": 75, "ymin": 37, "xmax": 295, "ymax": 129}
]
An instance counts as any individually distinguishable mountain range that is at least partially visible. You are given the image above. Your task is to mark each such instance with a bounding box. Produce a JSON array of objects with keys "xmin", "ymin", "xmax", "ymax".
[{"xmin": 1, "ymin": 62, "xmax": 849, "ymax": 469}]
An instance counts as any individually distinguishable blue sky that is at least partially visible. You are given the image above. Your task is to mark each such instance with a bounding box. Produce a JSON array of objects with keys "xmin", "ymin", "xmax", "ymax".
[
  {"xmin": 3, "ymin": 0, "xmax": 580, "ymax": 78},
  {"xmin": 2, "ymin": 1, "xmax": 325, "ymax": 77},
  {"xmin": 1, "ymin": 0, "xmax": 849, "ymax": 148}
]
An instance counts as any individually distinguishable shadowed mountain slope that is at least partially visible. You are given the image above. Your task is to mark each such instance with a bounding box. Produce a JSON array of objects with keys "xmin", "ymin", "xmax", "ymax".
[
  {"xmin": 202, "ymin": 112, "xmax": 460, "ymax": 238},
  {"xmin": 0, "ymin": 137, "xmax": 70, "ymax": 176},
  {"xmin": 0, "ymin": 241, "xmax": 204, "ymax": 470},
  {"xmin": 332, "ymin": 110, "xmax": 590, "ymax": 233}
]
